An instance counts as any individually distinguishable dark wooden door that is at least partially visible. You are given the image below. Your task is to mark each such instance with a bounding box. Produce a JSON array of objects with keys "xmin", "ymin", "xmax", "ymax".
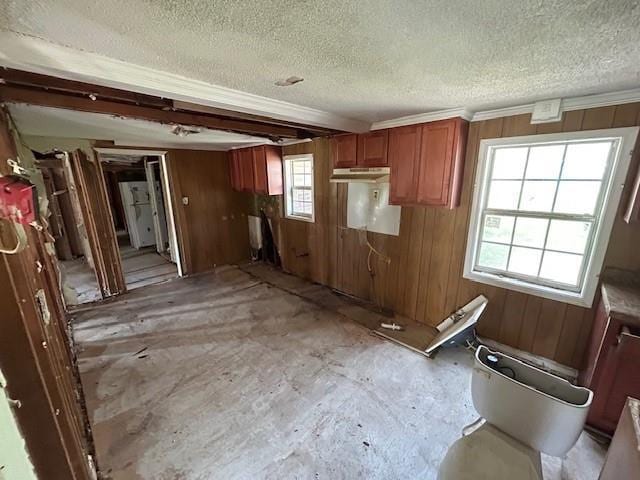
[
  {"xmin": 252, "ymin": 146, "xmax": 268, "ymax": 194},
  {"xmin": 238, "ymin": 148, "xmax": 255, "ymax": 192},
  {"xmin": 331, "ymin": 134, "xmax": 357, "ymax": 168},
  {"xmin": 357, "ymin": 130, "xmax": 389, "ymax": 167},
  {"xmin": 389, "ymin": 125, "xmax": 422, "ymax": 204},
  {"xmin": 416, "ymin": 119, "xmax": 457, "ymax": 206}
]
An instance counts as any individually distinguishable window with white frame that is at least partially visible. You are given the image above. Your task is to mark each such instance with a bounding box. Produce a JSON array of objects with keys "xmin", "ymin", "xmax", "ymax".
[
  {"xmin": 284, "ymin": 154, "xmax": 314, "ymax": 222},
  {"xmin": 464, "ymin": 127, "xmax": 638, "ymax": 307}
]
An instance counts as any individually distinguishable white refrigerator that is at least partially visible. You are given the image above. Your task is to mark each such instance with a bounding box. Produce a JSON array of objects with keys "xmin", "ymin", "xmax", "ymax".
[{"xmin": 119, "ymin": 181, "xmax": 156, "ymax": 249}]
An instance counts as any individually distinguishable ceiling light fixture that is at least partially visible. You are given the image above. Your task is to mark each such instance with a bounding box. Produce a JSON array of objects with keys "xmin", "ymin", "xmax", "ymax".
[{"xmin": 275, "ymin": 76, "xmax": 304, "ymax": 87}]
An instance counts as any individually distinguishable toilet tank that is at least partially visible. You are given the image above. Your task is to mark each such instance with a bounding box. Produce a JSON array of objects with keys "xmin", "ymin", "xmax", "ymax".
[{"xmin": 472, "ymin": 346, "xmax": 592, "ymax": 457}]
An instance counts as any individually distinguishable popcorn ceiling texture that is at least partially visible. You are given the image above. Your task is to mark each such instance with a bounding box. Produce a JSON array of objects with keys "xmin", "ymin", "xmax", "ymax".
[{"xmin": 1, "ymin": 0, "xmax": 639, "ymax": 122}]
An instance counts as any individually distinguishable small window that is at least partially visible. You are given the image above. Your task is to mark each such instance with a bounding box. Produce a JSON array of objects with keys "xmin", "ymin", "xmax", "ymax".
[
  {"xmin": 284, "ymin": 154, "xmax": 314, "ymax": 222},
  {"xmin": 464, "ymin": 127, "xmax": 638, "ymax": 307}
]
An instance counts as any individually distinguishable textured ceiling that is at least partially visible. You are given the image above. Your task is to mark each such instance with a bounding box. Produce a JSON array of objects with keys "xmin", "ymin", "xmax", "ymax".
[
  {"xmin": 9, "ymin": 104, "xmax": 268, "ymax": 150},
  {"xmin": 2, "ymin": 0, "xmax": 640, "ymax": 123}
]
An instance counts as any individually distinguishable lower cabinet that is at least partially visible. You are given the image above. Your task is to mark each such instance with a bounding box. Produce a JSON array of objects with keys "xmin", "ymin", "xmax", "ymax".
[
  {"xmin": 579, "ymin": 297, "xmax": 640, "ymax": 434},
  {"xmin": 229, "ymin": 145, "xmax": 283, "ymax": 195}
]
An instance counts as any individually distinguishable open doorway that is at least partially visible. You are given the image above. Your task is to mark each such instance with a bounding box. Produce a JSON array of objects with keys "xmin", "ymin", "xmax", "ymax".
[
  {"xmin": 97, "ymin": 149, "xmax": 180, "ymax": 291},
  {"xmin": 33, "ymin": 150, "xmax": 103, "ymax": 306}
]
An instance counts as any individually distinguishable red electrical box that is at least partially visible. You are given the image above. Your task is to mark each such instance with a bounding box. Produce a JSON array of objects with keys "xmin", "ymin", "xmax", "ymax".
[{"xmin": 0, "ymin": 176, "xmax": 37, "ymax": 225}]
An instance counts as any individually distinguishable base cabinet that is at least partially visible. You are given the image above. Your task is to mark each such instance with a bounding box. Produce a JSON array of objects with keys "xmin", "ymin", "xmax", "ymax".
[{"xmin": 579, "ymin": 298, "xmax": 640, "ymax": 434}]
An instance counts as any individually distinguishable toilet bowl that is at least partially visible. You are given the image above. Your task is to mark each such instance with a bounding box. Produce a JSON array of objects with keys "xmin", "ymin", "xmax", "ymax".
[{"xmin": 438, "ymin": 345, "xmax": 593, "ymax": 480}]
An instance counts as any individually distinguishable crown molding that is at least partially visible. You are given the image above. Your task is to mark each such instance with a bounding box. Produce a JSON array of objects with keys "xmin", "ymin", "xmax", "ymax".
[
  {"xmin": 0, "ymin": 32, "xmax": 370, "ymax": 133},
  {"xmin": 370, "ymin": 88, "xmax": 640, "ymax": 129},
  {"xmin": 370, "ymin": 107, "xmax": 472, "ymax": 130}
]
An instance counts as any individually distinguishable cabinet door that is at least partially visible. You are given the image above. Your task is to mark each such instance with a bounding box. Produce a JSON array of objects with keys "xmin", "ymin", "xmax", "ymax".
[
  {"xmin": 589, "ymin": 323, "xmax": 640, "ymax": 434},
  {"xmin": 228, "ymin": 150, "xmax": 242, "ymax": 191},
  {"xmin": 389, "ymin": 125, "xmax": 422, "ymax": 204},
  {"xmin": 416, "ymin": 119, "xmax": 455, "ymax": 206},
  {"xmin": 264, "ymin": 145, "xmax": 283, "ymax": 195},
  {"xmin": 331, "ymin": 134, "xmax": 357, "ymax": 168},
  {"xmin": 252, "ymin": 146, "xmax": 268, "ymax": 194},
  {"xmin": 357, "ymin": 130, "xmax": 389, "ymax": 167},
  {"xmin": 238, "ymin": 148, "xmax": 255, "ymax": 192}
]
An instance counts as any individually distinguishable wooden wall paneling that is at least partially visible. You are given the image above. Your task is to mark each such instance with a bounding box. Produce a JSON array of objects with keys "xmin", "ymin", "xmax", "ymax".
[
  {"xmin": 423, "ymin": 208, "xmax": 458, "ymax": 326},
  {"xmin": 414, "ymin": 209, "xmax": 436, "ymax": 322},
  {"xmin": 498, "ymin": 291, "xmax": 529, "ymax": 348},
  {"xmin": 69, "ymin": 151, "xmax": 113, "ymax": 297},
  {"xmin": 166, "ymin": 150, "xmax": 251, "ymax": 274},
  {"xmin": 93, "ymin": 153, "xmax": 126, "ymax": 293},
  {"xmin": 531, "ymin": 299, "xmax": 567, "ymax": 359},
  {"xmin": 1, "ymin": 111, "xmax": 93, "ymax": 479},
  {"xmin": 443, "ymin": 122, "xmax": 481, "ymax": 318},
  {"xmin": 273, "ymin": 103, "xmax": 640, "ymax": 368},
  {"xmin": 517, "ymin": 296, "xmax": 544, "ymax": 353},
  {"xmin": 392, "ymin": 208, "xmax": 414, "ymax": 315},
  {"xmin": 401, "ymin": 208, "xmax": 427, "ymax": 319}
]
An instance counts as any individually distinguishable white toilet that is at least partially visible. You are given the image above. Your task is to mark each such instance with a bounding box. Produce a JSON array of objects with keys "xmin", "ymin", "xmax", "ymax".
[{"xmin": 438, "ymin": 345, "xmax": 593, "ymax": 480}]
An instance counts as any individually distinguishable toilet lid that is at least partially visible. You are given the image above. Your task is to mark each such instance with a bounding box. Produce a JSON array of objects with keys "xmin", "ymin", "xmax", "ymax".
[{"xmin": 438, "ymin": 424, "xmax": 542, "ymax": 480}]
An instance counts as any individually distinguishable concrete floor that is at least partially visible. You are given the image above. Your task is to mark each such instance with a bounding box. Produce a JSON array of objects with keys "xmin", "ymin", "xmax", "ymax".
[
  {"xmin": 72, "ymin": 264, "xmax": 606, "ymax": 480},
  {"xmin": 119, "ymin": 246, "xmax": 177, "ymax": 291},
  {"xmin": 61, "ymin": 257, "xmax": 102, "ymax": 305},
  {"xmin": 61, "ymin": 248, "xmax": 177, "ymax": 306}
]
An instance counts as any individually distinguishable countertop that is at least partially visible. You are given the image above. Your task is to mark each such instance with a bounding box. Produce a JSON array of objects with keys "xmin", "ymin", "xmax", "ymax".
[{"xmin": 601, "ymin": 269, "xmax": 640, "ymax": 327}]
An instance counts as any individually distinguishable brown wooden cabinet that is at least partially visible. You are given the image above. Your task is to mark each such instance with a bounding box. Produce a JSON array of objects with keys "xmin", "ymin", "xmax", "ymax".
[
  {"xmin": 579, "ymin": 283, "xmax": 640, "ymax": 434},
  {"xmin": 389, "ymin": 117, "xmax": 467, "ymax": 208},
  {"xmin": 229, "ymin": 145, "xmax": 283, "ymax": 195},
  {"xmin": 357, "ymin": 130, "xmax": 389, "ymax": 167},
  {"xmin": 331, "ymin": 131, "xmax": 390, "ymax": 168},
  {"xmin": 389, "ymin": 125, "xmax": 422, "ymax": 204},
  {"xmin": 331, "ymin": 134, "xmax": 358, "ymax": 168}
]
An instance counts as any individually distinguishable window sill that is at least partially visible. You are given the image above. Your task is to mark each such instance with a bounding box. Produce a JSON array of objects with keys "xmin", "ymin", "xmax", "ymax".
[
  {"xmin": 463, "ymin": 269, "xmax": 594, "ymax": 308},
  {"xmin": 285, "ymin": 213, "xmax": 315, "ymax": 223}
]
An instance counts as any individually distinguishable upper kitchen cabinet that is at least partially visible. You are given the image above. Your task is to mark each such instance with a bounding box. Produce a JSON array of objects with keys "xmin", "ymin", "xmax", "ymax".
[
  {"xmin": 416, "ymin": 118, "xmax": 468, "ymax": 208},
  {"xmin": 238, "ymin": 148, "xmax": 255, "ymax": 192},
  {"xmin": 252, "ymin": 145, "xmax": 283, "ymax": 195},
  {"xmin": 331, "ymin": 134, "xmax": 358, "ymax": 168},
  {"xmin": 331, "ymin": 131, "xmax": 390, "ymax": 168},
  {"xmin": 228, "ymin": 145, "xmax": 283, "ymax": 195},
  {"xmin": 389, "ymin": 124, "xmax": 422, "ymax": 204},
  {"xmin": 357, "ymin": 130, "xmax": 389, "ymax": 167},
  {"xmin": 389, "ymin": 117, "xmax": 468, "ymax": 208}
]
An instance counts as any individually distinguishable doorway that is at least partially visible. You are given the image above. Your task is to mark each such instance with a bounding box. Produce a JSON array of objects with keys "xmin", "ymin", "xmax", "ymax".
[{"xmin": 97, "ymin": 149, "xmax": 181, "ymax": 291}]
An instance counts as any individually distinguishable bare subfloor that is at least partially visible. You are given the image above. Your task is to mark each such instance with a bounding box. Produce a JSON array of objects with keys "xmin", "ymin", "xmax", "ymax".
[{"xmin": 72, "ymin": 264, "xmax": 606, "ymax": 480}]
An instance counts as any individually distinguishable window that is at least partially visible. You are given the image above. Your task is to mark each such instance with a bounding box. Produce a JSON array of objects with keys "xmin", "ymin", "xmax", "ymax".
[
  {"xmin": 284, "ymin": 154, "xmax": 314, "ymax": 222},
  {"xmin": 464, "ymin": 127, "xmax": 638, "ymax": 307}
]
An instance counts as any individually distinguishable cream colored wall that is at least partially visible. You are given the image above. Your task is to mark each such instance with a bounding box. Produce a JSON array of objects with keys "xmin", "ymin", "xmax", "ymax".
[{"xmin": 0, "ymin": 370, "xmax": 37, "ymax": 480}]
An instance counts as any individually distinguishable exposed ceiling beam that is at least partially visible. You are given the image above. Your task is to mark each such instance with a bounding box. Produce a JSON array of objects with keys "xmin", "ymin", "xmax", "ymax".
[
  {"xmin": 0, "ymin": 84, "xmax": 306, "ymax": 139},
  {"xmin": 0, "ymin": 68, "xmax": 343, "ymax": 138}
]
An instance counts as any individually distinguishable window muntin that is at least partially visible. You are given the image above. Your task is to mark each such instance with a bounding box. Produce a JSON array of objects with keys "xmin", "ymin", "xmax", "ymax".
[
  {"xmin": 474, "ymin": 139, "xmax": 615, "ymax": 292},
  {"xmin": 465, "ymin": 127, "xmax": 638, "ymax": 307},
  {"xmin": 284, "ymin": 154, "xmax": 314, "ymax": 222}
]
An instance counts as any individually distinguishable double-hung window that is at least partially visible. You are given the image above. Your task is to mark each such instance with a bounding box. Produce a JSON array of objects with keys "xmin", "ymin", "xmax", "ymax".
[
  {"xmin": 284, "ymin": 154, "xmax": 314, "ymax": 222},
  {"xmin": 464, "ymin": 127, "xmax": 638, "ymax": 307}
]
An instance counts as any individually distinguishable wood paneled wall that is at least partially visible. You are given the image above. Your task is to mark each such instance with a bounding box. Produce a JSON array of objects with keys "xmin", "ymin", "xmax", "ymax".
[
  {"xmin": 1, "ymin": 110, "xmax": 93, "ymax": 479},
  {"xmin": 270, "ymin": 104, "xmax": 640, "ymax": 369},
  {"xmin": 166, "ymin": 149, "xmax": 251, "ymax": 275}
]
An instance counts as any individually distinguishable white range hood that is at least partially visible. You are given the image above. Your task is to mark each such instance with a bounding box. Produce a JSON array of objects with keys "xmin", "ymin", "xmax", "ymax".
[{"xmin": 329, "ymin": 167, "xmax": 390, "ymax": 184}]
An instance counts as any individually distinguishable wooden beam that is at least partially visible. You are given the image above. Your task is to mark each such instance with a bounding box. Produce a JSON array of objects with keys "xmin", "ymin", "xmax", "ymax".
[
  {"xmin": 0, "ymin": 68, "xmax": 172, "ymax": 108},
  {"xmin": 0, "ymin": 85, "xmax": 302, "ymax": 138}
]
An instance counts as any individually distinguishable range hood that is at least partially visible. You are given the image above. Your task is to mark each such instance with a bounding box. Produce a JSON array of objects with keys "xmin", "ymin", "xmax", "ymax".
[{"xmin": 329, "ymin": 167, "xmax": 390, "ymax": 184}]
